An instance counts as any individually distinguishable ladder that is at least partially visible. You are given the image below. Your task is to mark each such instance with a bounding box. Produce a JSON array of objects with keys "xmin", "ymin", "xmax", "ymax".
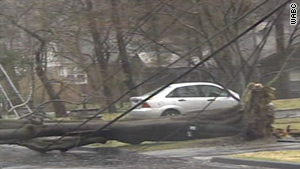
[{"xmin": 0, "ymin": 63, "xmax": 33, "ymax": 118}]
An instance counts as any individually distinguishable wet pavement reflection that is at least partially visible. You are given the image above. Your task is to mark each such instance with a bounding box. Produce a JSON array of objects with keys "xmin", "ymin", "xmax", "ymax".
[
  {"xmin": 0, "ymin": 145, "xmax": 271, "ymax": 169},
  {"xmin": 0, "ymin": 145, "xmax": 202, "ymax": 169}
]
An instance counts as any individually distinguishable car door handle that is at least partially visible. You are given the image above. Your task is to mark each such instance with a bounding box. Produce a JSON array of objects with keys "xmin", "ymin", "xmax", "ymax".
[
  {"xmin": 207, "ymin": 99, "xmax": 215, "ymax": 101},
  {"xmin": 178, "ymin": 99, "xmax": 186, "ymax": 102}
]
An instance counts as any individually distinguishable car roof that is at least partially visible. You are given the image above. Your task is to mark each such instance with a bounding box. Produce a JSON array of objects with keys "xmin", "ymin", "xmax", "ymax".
[{"xmin": 169, "ymin": 82, "xmax": 219, "ymax": 88}]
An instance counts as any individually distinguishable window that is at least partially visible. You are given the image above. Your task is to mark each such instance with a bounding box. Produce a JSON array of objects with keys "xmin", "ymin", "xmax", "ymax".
[
  {"xmin": 73, "ymin": 67, "xmax": 81, "ymax": 74},
  {"xmin": 289, "ymin": 70, "xmax": 300, "ymax": 81},
  {"xmin": 167, "ymin": 86, "xmax": 203, "ymax": 97},
  {"xmin": 290, "ymin": 81, "xmax": 300, "ymax": 92},
  {"xmin": 77, "ymin": 74, "xmax": 87, "ymax": 83},
  {"xmin": 166, "ymin": 85, "xmax": 230, "ymax": 98},
  {"xmin": 67, "ymin": 74, "xmax": 87, "ymax": 84},
  {"xmin": 58, "ymin": 67, "xmax": 68, "ymax": 77},
  {"xmin": 198, "ymin": 85, "xmax": 229, "ymax": 97},
  {"xmin": 289, "ymin": 70, "xmax": 300, "ymax": 93}
]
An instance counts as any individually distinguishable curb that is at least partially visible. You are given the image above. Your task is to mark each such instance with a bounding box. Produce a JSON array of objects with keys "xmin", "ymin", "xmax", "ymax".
[
  {"xmin": 277, "ymin": 139, "xmax": 300, "ymax": 143},
  {"xmin": 275, "ymin": 108, "xmax": 300, "ymax": 112},
  {"xmin": 211, "ymin": 157, "xmax": 300, "ymax": 169},
  {"xmin": 274, "ymin": 108, "xmax": 300, "ymax": 119}
]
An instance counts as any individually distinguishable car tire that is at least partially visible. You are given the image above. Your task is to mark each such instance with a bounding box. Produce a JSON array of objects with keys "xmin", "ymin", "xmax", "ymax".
[{"xmin": 161, "ymin": 109, "xmax": 180, "ymax": 117}]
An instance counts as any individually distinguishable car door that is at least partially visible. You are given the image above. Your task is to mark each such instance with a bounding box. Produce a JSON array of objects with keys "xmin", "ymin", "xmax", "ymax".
[
  {"xmin": 197, "ymin": 85, "xmax": 239, "ymax": 110},
  {"xmin": 165, "ymin": 85, "xmax": 208, "ymax": 113}
]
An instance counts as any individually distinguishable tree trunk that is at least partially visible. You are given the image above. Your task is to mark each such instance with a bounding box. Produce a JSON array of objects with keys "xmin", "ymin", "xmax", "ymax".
[
  {"xmin": 274, "ymin": 7, "xmax": 289, "ymax": 98},
  {"xmin": 147, "ymin": 1, "xmax": 162, "ymax": 67},
  {"xmin": 2, "ymin": 15, "xmax": 68, "ymax": 117},
  {"xmin": 110, "ymin": 0, "xmax": 138, "ymax": 96},
  {"xmin": 86, "ymin": 0, "xmax": 117, "ymax": 113},
  {"xmin": 35, "ymin": 44, "xmax": 67, "ymax": 117},
  {"xmin": 242, "ymin": 83, "xmax": 275, "ymax": 140}
]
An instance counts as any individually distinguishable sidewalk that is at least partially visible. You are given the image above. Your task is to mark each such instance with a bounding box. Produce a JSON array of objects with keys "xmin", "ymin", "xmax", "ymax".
[
  {"xmin": 143, "ymin": 142, "xmax": 300, "ymax": 158},
  {"xmin": 143, "ymin": 141, "xmax": 300, "ymax": 168},
  {"xmin": 211, "ymin": 157, "xmax": 300, "ymax": 169},
  {"xmin": 275, "ymin": 108, "xmax": 300, "ymax": 118}
]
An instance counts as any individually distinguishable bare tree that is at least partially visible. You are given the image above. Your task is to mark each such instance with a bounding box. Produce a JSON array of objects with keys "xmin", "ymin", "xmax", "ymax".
[
  {"xmin": 84, "ymin": 0, "xmax": 117, "ymax": 113},
  {"xmin": 0, "ymin": 1, "xmax": 67, "ymax": 117},
  {"xmin": 273, "ymin": 6, "xmax": 290, "ymax": 98},
  {"xmin": 110, "ymin": 0, "xmax": 138, "ymax": 96}
]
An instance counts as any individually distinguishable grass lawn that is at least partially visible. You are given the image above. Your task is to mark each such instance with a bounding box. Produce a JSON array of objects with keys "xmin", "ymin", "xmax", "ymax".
[
  {"xmin": 273, "ymin": 98, "xmax": 300, "ymax": 109},
  {"xmin": 273, "ymin": 118, "xmax": 300, "ymax": 129},
  {"xmin": 230, "ymin": 100, "xmax": 300, "ymax": 164},
  {"xmin": 101, "ymin": 113, "xmax": 124, "ymax": 121},
  {"xmin": 231, "ymin": 150, "xmax": 300, "ymax": 163}
]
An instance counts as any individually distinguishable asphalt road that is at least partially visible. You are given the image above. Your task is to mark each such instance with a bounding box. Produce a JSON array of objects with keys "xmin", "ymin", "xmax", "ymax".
[{"xmin": 0, "ymin": 145, "xmax": 271, "ymax": 169}]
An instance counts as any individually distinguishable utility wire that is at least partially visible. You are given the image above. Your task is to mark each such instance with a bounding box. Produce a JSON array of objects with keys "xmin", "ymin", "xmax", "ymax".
[
  {"xmin": 4, "ymin": 0, "xmax": 268, "ymax": 149},
  {"xmin": 82, "ymin": 0, "xmax": 270, "ymax": 103},
  {"xmin": 43, "ymin": 0, "xmax": 283, "ymax": 151},
  {"xmin": 136, "ymin": 10, "xmax": 280, "ymax": 152},
  {"xmin": 78, "ymin": 0, "xmax": 269, "ymax": 116},
  {"xmin": 45, "ymin": 0, "xmax": 269, "ymax": 112},
  {"xmin": 1, "ymin": 0, "xmax": 268, "ymax": 151},
  {"xmin": 79, "ymin": 0, "xmax": 170, "ymax": 74},
  {"xmin": 48, "ymin": 1, "xmax": 195, "ymax": 112},
  {"xmin": 89, "ymin": 0, "xmax": 290, "ymax": 135},
  {"xmin": 31, "ymin": 0, "xmax": 212, "ymax": 124},
  {"xmin": 1, "ymin": 0, "xmax": 262, "ymax": 147},
  {"xmin": 3, "ymin": 0, "xmax": 174, "ymax": 138},
  {"xmin": 1, "ymin": 0, "xmax": 177, "ymax": 141},
  {"xmin": 28, "ymin": 0, "xmax": 172, "ymax": 116}
]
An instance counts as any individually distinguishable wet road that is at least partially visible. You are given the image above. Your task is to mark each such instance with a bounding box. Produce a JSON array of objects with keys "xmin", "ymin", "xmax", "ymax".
[
  {"xmin": 0, "ymin": 145, "xmax": 270, "ymax": 169},
  {"xmin": 275, "ymin": 108, "xmax": 300, "ymax": 118}
]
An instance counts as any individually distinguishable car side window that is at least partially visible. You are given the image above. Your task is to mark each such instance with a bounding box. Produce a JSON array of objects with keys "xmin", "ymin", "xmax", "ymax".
[
  {"xmin": 198, "ymin": 85, "xmax": 229, "ymax": 97},
  {"xmin": 167, "ymin": 86, "xmax": 202, "ymax": 97}
]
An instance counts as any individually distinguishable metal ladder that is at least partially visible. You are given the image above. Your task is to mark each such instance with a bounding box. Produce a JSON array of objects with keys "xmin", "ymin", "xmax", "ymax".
[{"xmin": 0, "ymin": 63, "xmax": 33, "ymax": 118}]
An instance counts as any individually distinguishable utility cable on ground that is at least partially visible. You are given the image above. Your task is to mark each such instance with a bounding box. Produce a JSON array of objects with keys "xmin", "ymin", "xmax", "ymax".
[{"xmin": 42, "ymin": 0, "xmax": 288, "ymax": 151}]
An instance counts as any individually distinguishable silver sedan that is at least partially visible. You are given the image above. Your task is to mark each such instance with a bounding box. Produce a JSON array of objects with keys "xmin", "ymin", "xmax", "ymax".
[{"xmin": 128, "ymin": 82, "xmax": 240, "ymax": 119}]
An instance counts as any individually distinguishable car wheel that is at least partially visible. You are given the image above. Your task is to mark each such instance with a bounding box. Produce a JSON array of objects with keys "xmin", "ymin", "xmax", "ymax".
[{"xmin": 161, "ymin": 109, "xmax": 180, "ymax": 117}]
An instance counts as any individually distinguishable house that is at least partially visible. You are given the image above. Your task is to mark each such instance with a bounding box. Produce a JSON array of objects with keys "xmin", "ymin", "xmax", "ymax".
[
  {"xmin": 254, "ymin": 20, "xmax": 300, "ymax": 98},
  {"xmin": 45, "ymin": 44, "xmax": 93, "ymax": 103},
  {"xmin": 258, "ymin": 45, "xmax": 300, "ymax": 98},
  {"xmin": 228, "ymin": 20, "xmax": 300, "ymax": 99},
  {"xmin": 46, "ymin": 44, "xmax": 88, "ymax": 85}
]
